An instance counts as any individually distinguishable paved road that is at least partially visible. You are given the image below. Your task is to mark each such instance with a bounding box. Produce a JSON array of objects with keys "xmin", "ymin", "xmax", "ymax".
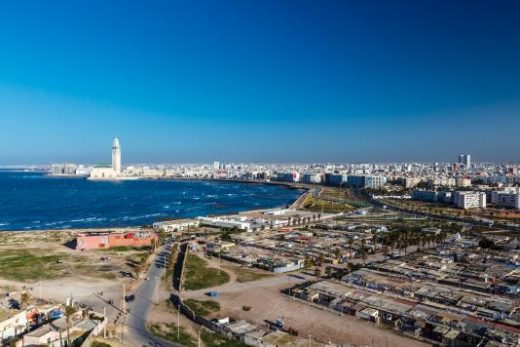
[{"xmin": 124, "ymin": 243, "xmax": 181, "ymax": 347}]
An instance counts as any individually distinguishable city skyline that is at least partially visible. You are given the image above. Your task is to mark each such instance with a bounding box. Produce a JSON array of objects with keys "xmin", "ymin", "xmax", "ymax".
[{"xmin": 1, "ymin": 0, "xmax": 520, "ymax": 164}]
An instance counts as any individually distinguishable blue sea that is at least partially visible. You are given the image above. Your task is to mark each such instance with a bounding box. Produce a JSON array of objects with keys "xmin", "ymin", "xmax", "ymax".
[{"xmin": 0, "ymin": 170, "xmax": 302, "ymax": 231}]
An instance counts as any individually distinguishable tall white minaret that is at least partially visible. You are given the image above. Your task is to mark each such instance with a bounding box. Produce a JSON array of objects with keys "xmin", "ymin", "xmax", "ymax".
[{"xmin": 112, "ymin": 137, "xmax": 122, "ymax": 175}]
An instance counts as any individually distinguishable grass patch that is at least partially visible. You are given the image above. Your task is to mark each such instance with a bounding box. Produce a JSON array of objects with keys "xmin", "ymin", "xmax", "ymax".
[
  {"xmin": 91, "ymin": 342, "xmax": 112, "ymax": 347},
  {"xmin": 0, "ymin": 249, "xmax": 70, "ymax": 282},
  {"xmin": 228, "ymin": 266, "xmax": 274, "ymax": 283},
  {"xmin": 201, "ymin": 330, "xmax": 248, "ymax": 347},
  {"xmin": 184, "ymin": 298, "xmax": 220, "ymax": 317},
  {"xmin": 302, "ymin": 195, "xmax": 354, "ymax": 213},
  {"xmin": 108, "ymin": 245, "xmax": 151, "ymax": 252},
  {"xmin": 184, "ymin": 254, "xmax": 230, "ymax": 290},
  {"xmin": 149, "ymin": 323, "xmax": 195, "ymax": 347},
  {"xmin": 125, "ymin": 251, "xmax": 149, "ymax": 265}
]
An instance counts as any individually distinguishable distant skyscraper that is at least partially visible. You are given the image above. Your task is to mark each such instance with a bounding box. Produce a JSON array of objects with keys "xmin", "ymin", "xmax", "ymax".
[
  {"xmin": 112, "ymin": 137, "xmax": 122, "ymax": 174},
  {"xmin": 213, "ymin": 161, "xmax": 220, "ymax": 171},
  {"xmin": 458, "ymin": 154, "xmax": 471, "ymax": 168}
]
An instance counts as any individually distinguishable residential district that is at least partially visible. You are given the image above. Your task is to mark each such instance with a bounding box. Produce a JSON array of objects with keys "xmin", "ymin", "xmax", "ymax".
[{"xmin": 3, "ymin": 145, "xmax": 520, "ymax": 346}]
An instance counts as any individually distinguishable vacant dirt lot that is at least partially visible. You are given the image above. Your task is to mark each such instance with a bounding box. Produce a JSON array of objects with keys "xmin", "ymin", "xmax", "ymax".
[
  {"xmin": 0, "ymin": 229, "xmax": 151, "ymax": 328},
  {"xmin": 184, "ymin": 271, "xmax": 427, "ymax": 347}
]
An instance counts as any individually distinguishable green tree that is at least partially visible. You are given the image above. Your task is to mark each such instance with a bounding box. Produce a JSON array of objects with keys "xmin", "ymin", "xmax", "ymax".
[
  {"xmin": 65, "ymin": 305, "xmax": 78, "ymax": 345},
  {"xmin": 360, "ymin": 239, "xmax": 367, "ymax": 265},
  {"xmin": 20, "ymin": 292, "xmax": 31, "ymax": 307}
]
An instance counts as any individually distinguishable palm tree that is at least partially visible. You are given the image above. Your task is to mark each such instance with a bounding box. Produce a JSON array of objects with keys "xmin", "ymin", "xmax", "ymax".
[
  {"xmin": 360, "ymin": 238, "xmax": 367, "ymax": 265},
  {"xmin": 402, "ymin": 231, "xmax": 410, "ymax": 256},
  {"xmin": 64, "ymin": 304, "xmax": 78, "ymax": 346},
  {"xmin": 20, "ymin": 292, "xmax": 30, "ymax": 307},
  {"xmin": 348, "ymin": 238, "xmax": 354, "ymax": 250}
]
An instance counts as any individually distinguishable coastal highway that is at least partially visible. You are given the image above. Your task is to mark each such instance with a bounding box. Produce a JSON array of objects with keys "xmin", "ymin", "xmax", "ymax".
[{"xmin": 124, "ymin": 243, "xmax": 180, "ymax": 347}]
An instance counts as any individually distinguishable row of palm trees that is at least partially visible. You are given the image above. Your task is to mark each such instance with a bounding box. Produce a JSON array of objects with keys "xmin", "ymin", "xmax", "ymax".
[
  {"xmin": 372, "ymin": 229, "xmax": 449, "ymax": 261},
  {"xmin": 341, "ymin": 230, "xmax": 450, "ymax": 265},
  {"xmin": 287, "ymin": 213, "xmax": 322, "ymax": 227},
  {"xmin": 305, "ymin": 229, "xmax": 450, "ymax": 271}
]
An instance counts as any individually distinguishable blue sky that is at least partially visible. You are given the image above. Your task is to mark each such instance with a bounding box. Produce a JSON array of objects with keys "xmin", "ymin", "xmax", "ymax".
[{"xmin": 0, "ymin": 0, "xmax": 519, "ymax": 164}]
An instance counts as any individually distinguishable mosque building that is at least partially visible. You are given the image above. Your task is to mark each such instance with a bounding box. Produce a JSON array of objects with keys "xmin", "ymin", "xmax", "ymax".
[{"xmin": 89, "ymin": 138, "xmax": 123, "ymax": 180}]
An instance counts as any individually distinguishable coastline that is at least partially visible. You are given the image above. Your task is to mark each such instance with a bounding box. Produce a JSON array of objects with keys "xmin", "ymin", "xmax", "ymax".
[
  {"xmin": 1, "ymin": 174, "xmax": 310, "ymax": 232},
  {"xmin": 48, "ymin": 172, "xmax": 314, "ymax": 191}
]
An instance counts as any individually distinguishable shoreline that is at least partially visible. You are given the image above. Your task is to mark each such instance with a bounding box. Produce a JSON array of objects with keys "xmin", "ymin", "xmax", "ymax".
[
  {"xmin": 48, "ymin": 172, "xmax": 314, "ymax": 191},
  {"xmin": 0, "ymin": 176, "xmax": 311, "ymax": 233}
]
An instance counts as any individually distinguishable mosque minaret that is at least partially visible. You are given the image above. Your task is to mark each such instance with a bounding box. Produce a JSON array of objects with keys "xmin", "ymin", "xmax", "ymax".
[
  {"xmin": 112, "ymin": 137, "xmax": 121, "ymax": 174},
  {"xmin": 88, "ymin": 137, "xmax": 125, "ymax": 180}
]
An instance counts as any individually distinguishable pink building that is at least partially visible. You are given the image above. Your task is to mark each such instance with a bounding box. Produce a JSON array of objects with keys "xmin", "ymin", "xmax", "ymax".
[{"xmin": 76, "ymin": 231, "xmax": 157, "ymax": 250}]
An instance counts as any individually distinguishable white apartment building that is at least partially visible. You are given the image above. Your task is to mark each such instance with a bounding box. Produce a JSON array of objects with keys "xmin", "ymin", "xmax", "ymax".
[
  {"xmin": 153, "ymin": 219, "xmax": 200, "ymax": 232},
  {"xmin": 491, "ymin": 190, "xmax": 520, "ymax": 210},
  {"xmin": 0, "ymin": 309, "xmax": 28, "ymax": 342},
  {"xmin": 197, "ymin": 216, "xmax": 252, "ymax": 231},
  {"xmin": 455, "ymin": 177, "xmax": 472, "ymax": 188},
  {"xmin": 453, "ymin": 191, "xmax": 487, "ymax": 209}
]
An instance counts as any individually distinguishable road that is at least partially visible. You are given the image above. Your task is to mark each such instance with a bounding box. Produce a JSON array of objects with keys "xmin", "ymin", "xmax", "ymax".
[
  {"xmin": 124, "ymin": 242, "xmax": 181, "ymax": 347},
  {"xmin": 373, "ymin": 198, "xmax": 520, "ymax": 231}
]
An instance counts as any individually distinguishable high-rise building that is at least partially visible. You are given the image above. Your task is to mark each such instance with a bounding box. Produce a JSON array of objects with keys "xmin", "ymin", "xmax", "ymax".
[
  {"xmin": 112, "ymin": 137, "xmax": 122, "ymax": 174},
  {"xmin": 458, "ymin": 154, "xmax": 471, "ymax": 168}
]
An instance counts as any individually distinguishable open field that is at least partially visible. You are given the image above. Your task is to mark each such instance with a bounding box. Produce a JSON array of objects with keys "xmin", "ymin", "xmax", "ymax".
[
  {"xmin": 183, "ymin": 253, "xmax": 230, "ymax": 290},
  {"xmin": 0, "ymin": 230, "xmax": 152, "ymax": 282},
  {"xmin": 201, "ymin": 329, "xmax": 248, "ymax": 347},
  {"xmin": 0, "ymin": 248, "xmax": 80, "ymax": 281},
  {"xmin": 184, "ymin": 298, "xmax": 220, "ymax": 317},
  {"xmin": 223, "ymin": 265, "xmax": 274, "ymax": 283},
  {"xmin": 302, "ymin": 194, "xmax": 353, "ymax": 213},
  {"xmin": 319, "ymin": 187, "xmax": 370, "ymax": 208},
  {"xmin": 149, "ymin": 322, "xmax": 196, "ymax": 347},
  {"xmin": 183, "ymin": 274, "xmax": 427, "ymax": 347},
  {"xmin": 0, "ymin": 228, "xmax": 154, "ymax": 337}
]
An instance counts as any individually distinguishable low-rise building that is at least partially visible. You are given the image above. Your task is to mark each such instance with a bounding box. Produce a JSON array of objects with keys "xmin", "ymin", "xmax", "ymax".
[
  {"xmin": 76, "ymin": 230, "xmax": 157, "ymax": 250},
  {"xmin": 197, "ymin": 216, "xmax": 252, "ymax": 231},
  {"xmin": 0, "ymin": 309, "xmax": 28, "ymax": 343},
  {"xmin": 153, "ymin": 219, "xmax": 200, "ymax": 232}
]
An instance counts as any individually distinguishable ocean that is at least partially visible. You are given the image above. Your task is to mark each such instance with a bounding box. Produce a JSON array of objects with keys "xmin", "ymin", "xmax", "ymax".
[{"xmin": 0, "ymin": 170, "xmax": 302, "ymax": 231}]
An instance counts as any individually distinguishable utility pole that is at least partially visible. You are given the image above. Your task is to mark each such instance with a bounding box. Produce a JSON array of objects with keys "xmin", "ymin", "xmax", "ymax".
[
  {"xmin": 123, "ymin": 284, "xmax": 126, "ymax": 313},
  {"xmin": 177, "ymin": 303, "xmax": 180, "ymax": 341},
  {"xmin": 218, "ymin": 250, "xmax": 222, "ymax": 275},
  {"xmin": 103, "ymin": 307, "xmax": 107, "ymax": 338},
  {"xmin": 121, "ymin": 314, "xmax": 126, "ymax": 345},
  {"xmin": 155, "ymin": 276, "xmax": 159, "ymax": 304}
]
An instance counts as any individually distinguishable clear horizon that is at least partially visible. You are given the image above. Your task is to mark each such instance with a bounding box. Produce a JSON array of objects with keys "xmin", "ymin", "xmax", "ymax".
[{"xmin": 1, "ymin": 1, "xmax": 519, "ymax": 164}]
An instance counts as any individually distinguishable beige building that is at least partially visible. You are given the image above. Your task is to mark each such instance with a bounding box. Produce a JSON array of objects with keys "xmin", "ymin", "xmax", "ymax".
[{"xmin": 89, "ymin": 138, "xmax": 123, "ymax": 180}]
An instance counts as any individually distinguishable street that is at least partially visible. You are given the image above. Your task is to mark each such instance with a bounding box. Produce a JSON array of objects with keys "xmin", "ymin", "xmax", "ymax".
[{"xmin": 124, "ymin": 243, "xmax": 181, "ymax": 347}]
